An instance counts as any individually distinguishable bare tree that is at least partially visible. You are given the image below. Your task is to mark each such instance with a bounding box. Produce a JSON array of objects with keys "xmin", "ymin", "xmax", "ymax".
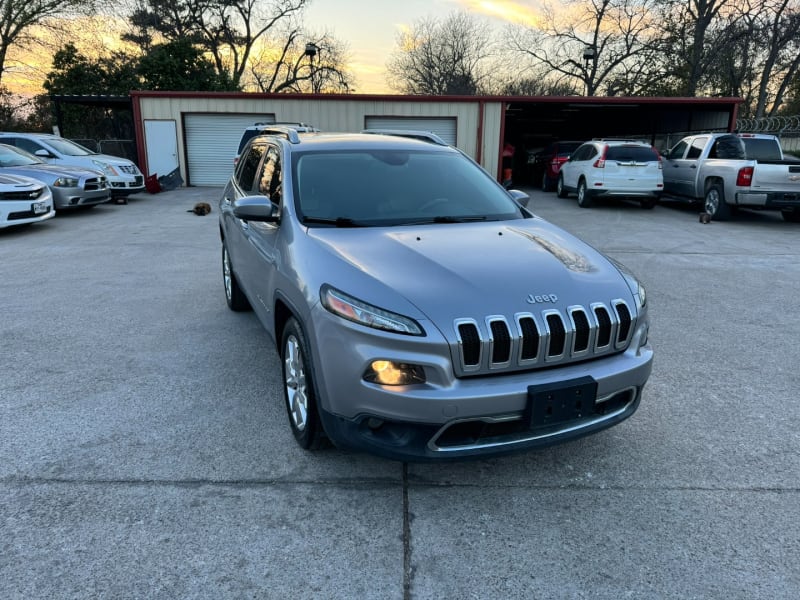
[
  {"xmin": 507, "ymin": 0, "xmax": 662, "ymax": 96},
  {"xmin": 249, "ymin": 30, "xmax": 355, "ymax": 93},
  {"xmin": 386, "ymin": 12, "xmax": 497, "ymax": 95},
  {"xmin": 0, "ymin": 0, "xmax": 91, "ymax": 86},
  {"xmin": 656, "ymin": 0, "xmax": 736, "ymax": 96}
]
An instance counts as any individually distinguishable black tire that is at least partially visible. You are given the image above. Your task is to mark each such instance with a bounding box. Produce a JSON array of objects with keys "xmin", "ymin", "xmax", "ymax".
[
  {"xmin": 781, "ymin": 209, "xmax": 800, "ymax": 223},
  {"xmin": 542, "ymin": 172, "xmax": 553, "ymax": 192},
  {"xmin": 577, "ymin": 179, "xmax": 593, "ymax": 208},
  {"xmin": 640, "ymin": 197, "xmax": 657, "ymax": 209},
  {"xmin": 704, "ymin": 184, "xmax": 731, "ymax": 221},
  {"xmin": 281, "ymin": 317, "xmax": 327, "ymax": 450},
  {"xmin": 556, "ymin": 175, "xmax": 568, "ymax": 198},
  {"xmin": 222, "ymin": 242, "xmax": 251, "ymax": 311}
]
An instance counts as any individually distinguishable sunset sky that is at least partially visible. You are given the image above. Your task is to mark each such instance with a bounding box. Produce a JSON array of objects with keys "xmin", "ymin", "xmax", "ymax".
[
  {"xmin": 5, "ymin": 0, "xmax": 543, "ymax": 96},
  {"xmin": 305, "ymin": 0, "xmax": 542, "ymax": 92}
]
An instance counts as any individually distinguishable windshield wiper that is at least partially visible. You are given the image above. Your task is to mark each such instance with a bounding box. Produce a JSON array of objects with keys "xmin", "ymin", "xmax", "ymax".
[
  {"xmin": 404, "ymin": 215, "xmax": 489, "ymax": 225},
  {"xmin": 301, "ymin": 216, "xmax": 369, "ymax": 227}
]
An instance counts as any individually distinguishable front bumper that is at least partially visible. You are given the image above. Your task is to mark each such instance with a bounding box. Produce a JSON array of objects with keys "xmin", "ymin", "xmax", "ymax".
[
  {"xmin": 0, "ymin": 197, "xmax": 55, "ymax": 228},
  {"xmin": 309, "ymin": 304, "xmax": 653, "ymax": 461},
  {"xmin": 109, "ymin": 175, "xmax": 145, "ymax": 197},
  {"xmin": 51, "ymin": 187, "xmax": 111, "ymax": 209}
]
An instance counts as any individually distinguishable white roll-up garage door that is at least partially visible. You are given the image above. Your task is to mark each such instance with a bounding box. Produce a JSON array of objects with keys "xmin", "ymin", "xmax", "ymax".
[
  {"xmin": 184, "ymin": 114, "xmax": 275, "ymax": 185},
  {"xmin": 364, "ymin": 117, "xmax": 457, "ymax": 146}
]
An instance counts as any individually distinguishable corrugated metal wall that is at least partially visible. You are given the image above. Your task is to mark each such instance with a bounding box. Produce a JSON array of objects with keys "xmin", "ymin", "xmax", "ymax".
[{"xmin": 136, "ymin": 96, "xmax": 502, "ymax": 186}]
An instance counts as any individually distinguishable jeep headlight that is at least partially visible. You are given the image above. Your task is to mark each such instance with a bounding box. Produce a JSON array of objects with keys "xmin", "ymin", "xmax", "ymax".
[
  {"xmin": 321, "ymin": 285, "xmax": 424, "ymax": 336},
  {"xmin": 92, "ymin": 160, "xmax": 118, "ymax": 176},
  {"xmin": 53, "ymin": 177, "xmax": 79, "ymax": 187},
  {"xmin": 608, "ymin": 258, "xmax": 646, "ymax": 309}
]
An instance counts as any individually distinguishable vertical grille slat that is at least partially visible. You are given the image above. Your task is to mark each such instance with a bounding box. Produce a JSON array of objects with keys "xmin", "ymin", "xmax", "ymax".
[
  {"xmin": 571, "ymin": 308, "xmax": 591, "ymax": 353},
  {"xmin": 594, "ymin": 305, "xmax": 612, "ymax": 348},
  {"xmin": 615, "ymin": 302, "xmax": 632, "ymax": 345},
  {"xmin": 489, "ymin": 320, "xmax": 512, "ymax": 364},
  {"xmin": 546, "ymin": 313, "xmax": 566, "ymax": 357},
  {"xmin": 457, "ymin": 322, "xmax": 481, "ymax": 367},
  {"xmin": 518, "ymin": 317, "xmax": 539, "ymax": 361}
]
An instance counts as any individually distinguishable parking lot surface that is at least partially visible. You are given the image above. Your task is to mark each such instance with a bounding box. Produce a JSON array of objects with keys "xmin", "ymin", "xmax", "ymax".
[{"xmin": 2, "ymin": 188, "xmax": 799, "ymax": 599}]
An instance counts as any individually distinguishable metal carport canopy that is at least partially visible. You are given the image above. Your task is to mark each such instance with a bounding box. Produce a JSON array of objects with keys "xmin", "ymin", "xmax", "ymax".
[{"xmin": 502, "ymin": 96, "xmax": 742, "ymax": 149}]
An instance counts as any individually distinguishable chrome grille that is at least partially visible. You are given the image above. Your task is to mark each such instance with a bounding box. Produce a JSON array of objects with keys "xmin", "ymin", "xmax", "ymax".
[
  {"xmin": 84, "ymin": 177, "xmax": 106, "ymax": 191},
  {"xmin": 452, "ymin": 300, "xmax": 636, "ymax": 376},
  {"xmin": 118, "ymin": 165, "xmax": 139, "ymax": 174}
]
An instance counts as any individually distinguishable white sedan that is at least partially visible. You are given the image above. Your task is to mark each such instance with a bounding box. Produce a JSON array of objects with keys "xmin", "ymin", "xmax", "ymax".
[{"xmin": 0, "ymin": 173, "xmax": 55, "ymax": 229}]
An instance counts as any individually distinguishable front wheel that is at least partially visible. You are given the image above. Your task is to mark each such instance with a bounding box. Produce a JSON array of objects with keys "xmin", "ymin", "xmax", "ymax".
[
  {"xmin": 556, "ymin": 175, "xmax": 568, "ymax": 198},
  {"xmin": 704, "ymin": 184, "xmax": 731, "ymax": 221},
  {"xmin": 542, "ymin": 172, "xmax": 553, "ymax": 192},
  {"xmin": 222, "ymin": 243, "xmax": 251, "ymax": 311},
  {"xmin": 281, "ymin": 318, "xmax": 327, "ymax": 450},
  {"xmin": 577, "ymin": 179, "xmax": 593, "ymax": 208}
]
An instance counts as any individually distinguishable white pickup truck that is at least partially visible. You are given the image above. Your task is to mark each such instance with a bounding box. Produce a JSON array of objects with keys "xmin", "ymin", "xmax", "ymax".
[{"xmin": 662, "ymin": 132, "xmax": 800, "ymax": 222}]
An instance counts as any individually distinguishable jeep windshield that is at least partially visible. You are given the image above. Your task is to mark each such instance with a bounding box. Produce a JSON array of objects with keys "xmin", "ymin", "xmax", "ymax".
[{"xmin": 292, "ymin": 150, "xmax": 525, "ymax": 227}]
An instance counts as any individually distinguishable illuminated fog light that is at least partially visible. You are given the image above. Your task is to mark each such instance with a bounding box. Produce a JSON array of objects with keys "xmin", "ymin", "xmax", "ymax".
[{"xmin": 365, "ymin": 361, "xmax": 425, "ymax": 386}]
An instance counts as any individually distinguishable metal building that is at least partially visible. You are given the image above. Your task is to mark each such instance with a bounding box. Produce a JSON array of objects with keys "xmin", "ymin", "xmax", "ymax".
[{"xmin": 130, "ymin": 91, "xmax": 741, "ymax": 187}]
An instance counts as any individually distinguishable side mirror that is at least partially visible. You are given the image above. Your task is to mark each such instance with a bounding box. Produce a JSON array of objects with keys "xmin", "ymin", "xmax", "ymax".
[
  {"xmin": 34, "ymin": 149, "xmax": 54, "ymax": 158},
  {"xmin": 233, "ymin": 195, "xmax": 280, "ymax": 222},
  {"xmin": 507, "ymin": 189, "xmax": 530, "ymax": 208}
]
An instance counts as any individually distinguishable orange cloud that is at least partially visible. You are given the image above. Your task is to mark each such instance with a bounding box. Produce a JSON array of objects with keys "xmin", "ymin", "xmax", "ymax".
[{"xmin": 455, "ymin": 0, "xmax": 545, "ymax": 26}]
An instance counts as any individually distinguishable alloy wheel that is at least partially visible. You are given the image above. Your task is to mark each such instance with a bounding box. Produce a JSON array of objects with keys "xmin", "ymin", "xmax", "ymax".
[{"xmin": 284, "ymin": 334, "xmax": 308, "ymax": 431}]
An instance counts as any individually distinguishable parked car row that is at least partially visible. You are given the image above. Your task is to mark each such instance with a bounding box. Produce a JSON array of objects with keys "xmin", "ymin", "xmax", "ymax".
[
  {"xmin": 535, "ymin": 133, "xmax": 799, "ymax": 222},
  {"xmin": 0, "ymin": 132, "xmax": 145, "ymax": 230}
]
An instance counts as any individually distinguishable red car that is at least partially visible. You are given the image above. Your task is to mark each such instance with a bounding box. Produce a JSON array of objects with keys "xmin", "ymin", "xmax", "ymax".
[{"xmin": 534, "ymin": 141, "xmax": 584, "ymax": 191}]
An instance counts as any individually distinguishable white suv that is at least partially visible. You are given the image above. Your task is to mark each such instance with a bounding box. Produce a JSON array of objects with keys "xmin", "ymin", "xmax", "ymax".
[{"xmin": 557, "ymin": 140, "xmax": 663, "ymax": 208}]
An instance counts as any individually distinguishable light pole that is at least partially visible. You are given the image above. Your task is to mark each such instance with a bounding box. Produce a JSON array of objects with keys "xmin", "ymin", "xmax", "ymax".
[
  {"xmin": 304, "ymin": 42, "xmax": 320, "ymax": 93},
  {"xmin": 583, "ymin": 45, "xmax": 595, "ymax": 95}
]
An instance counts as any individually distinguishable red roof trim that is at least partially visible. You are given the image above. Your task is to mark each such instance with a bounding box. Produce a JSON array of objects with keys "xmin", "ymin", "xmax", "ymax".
[{"xmin": 129, "ymin": 90, "xmax": 743, "ymax": 106}]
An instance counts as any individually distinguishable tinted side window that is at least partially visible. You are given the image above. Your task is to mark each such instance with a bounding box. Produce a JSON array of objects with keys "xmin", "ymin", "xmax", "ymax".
[
  {"xmin": 686, "ymin": 137, "xmax": 707, "ymax": 159},
  {"xmin": 8, "ymin": 138, "xmax": 44, "ymax": 155},
  {"xmin": 709, "ymin": 135, "xmax": 745, "ymax": 159},
  {"xmin": 572, "ymin": 145, "xmax": 592, "ymax": 161},
  {"xmin": 236, "ymin": 144, "xmax": 265, "ymax": 191},
  {"xmin": 667, "ymin": 141, "xmax": 688, "ymax": 160},
  {"xmin": 257, "ymin": 146, "xmax": 282, "ymax": 205}
]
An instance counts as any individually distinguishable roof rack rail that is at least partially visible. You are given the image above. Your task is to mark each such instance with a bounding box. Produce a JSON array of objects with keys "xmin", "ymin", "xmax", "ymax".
[
  {"xmin": 254, "ymin": 121, "xmax": 313, "ymax": 127},
  {"xmin": 592, "ymin": 138, "xmax": 645, "ymax": 143},
  {"xmin": 361, "ymin": 129, "xmax": 448, "ymax": 146},
  {"xmin": 256, "ymin": 126, "xmax": 303, "ymax": 144}
]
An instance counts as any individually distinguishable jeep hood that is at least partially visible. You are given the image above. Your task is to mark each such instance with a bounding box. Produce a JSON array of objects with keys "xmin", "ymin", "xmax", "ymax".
[{"xmin": 307, "ymin": 219, "xmax": 633, "ymax": 324}]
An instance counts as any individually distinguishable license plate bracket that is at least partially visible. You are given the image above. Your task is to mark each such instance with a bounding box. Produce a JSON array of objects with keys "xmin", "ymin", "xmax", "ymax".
[
  {"xmin": 527, "ymin": 376, "xmax": 598, "ymax": 429},
  {"xmin": 32, "ymin": 201, "xmax": 48, "ymax": 214}
]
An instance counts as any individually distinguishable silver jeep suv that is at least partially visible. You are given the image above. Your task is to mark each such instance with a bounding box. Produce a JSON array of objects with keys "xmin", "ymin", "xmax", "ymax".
[{"xmin": 219, "ymin": 127, "xmax": 653, "ymax": 460}]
